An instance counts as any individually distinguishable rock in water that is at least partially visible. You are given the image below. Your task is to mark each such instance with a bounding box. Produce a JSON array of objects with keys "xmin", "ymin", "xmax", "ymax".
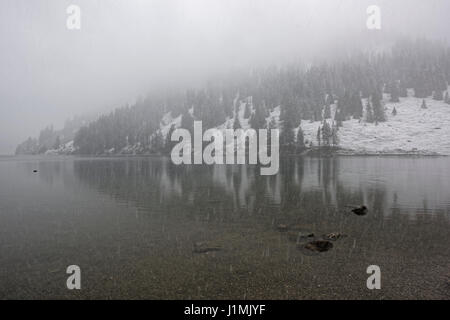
[
  {"xmin": 303, "ymin": 240, "xmax": 333, "ymax": 252},
  {"xmin": 351, "ymin": 206, "xmax": 368, "ymax": 216},
  {"xmin": 322, "ymin": 232, "xmax": 347, "ymax": 241},
  {"xmin": 193, "ymin": 242, "xmax": 222, "ymax": 254}
]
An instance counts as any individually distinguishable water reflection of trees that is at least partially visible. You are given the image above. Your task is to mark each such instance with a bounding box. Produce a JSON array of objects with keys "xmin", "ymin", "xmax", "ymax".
[{"xmin": 69, "ymin": 157, "xmax": 411, "ymax": 223}]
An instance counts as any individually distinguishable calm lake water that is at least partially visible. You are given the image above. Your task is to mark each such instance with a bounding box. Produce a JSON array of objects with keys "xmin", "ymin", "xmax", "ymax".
[{"xmin": 0, "ymin": 156, "xmax": 449, "ymax": 299}]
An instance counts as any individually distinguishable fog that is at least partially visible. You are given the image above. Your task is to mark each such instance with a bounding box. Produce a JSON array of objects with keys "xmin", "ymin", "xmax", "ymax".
[{"xmin": 1, "ymin": 0, "xmax": 450, "ymax": 154}]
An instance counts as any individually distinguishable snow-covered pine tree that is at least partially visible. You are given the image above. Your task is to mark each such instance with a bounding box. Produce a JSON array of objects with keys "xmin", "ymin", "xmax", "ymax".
[
  {"xmin": 399, "ymin": 81, "xmax": 408, "ymax": 98},
  {"xmin": 352, "ymin": 92, "xmax": 363, "ymax": 119},
  {"xmin": 323, "ymin": 104, "xmax": 331, "ymax": 119},
  {"xmin": 280, "ymin": 103, "xmax": 297, "ymax": 153},
  {"xmin": 421, "ymin": 99, "xmax": 427, "ymax": 109},
  {"xmin": 296, "ymin": 126, "xmax": 305, "ymax": 151},
  {"xmin": 266, "ymin": 117, "xmax": 277, "ymax": 150},
  {"xmin": 365, "ymin": 99, "xmax": 374, "ymax": 123},
  {"xmin": 316, "ymin": 126, "xmax": 321, "ymax": 147},
  {"xmin": 321, "ymin": 120, "xmax": 331, "ymax": 146},
  {"xmin": 53, "ymin": 135, "xmax": 61, "ymax": 150},
  {"xmin": 335, "ymin": 108, "xmax": 344, "ymax": 127},
  {"xmin": 372, "ymin": 91, "xmax": 386, "ymax": 122},
  {"xmin": 445, "ymin": 92, "xmax": 450, "ymax": 104},
  {"xmin": 326, "ymin": 93, "xmax": 334, "ymax": 106},
  {"xmin": 389, "ymin": 81, "xmax": 400, "ymax": 102},
  {"xmin": 150, "ymin": 131, "xmax": 164, "ymax": 153},
  {"xmin": 180, "ymin": 108, "xmax": 194, "ymax": 134},
  {"xmin": 268, "ymin": 117, "xmax": 277, "ymax": 129},
  {"xmin": 331, "ymin": 124, "xmax": 339, "ymax": 146},
  {"xmin": 244, "ymin": 101, "xmax": 252, "ymax": 118},
  {"xmin": 165, "ymin": 124, "xmax": 177, "ymax": 154},
  {"xmin": 249, "ymin": 105, "xmax": 266, "ymax": 129},
  {"xmin": 337, "ymin": 91, "xmax": 349, "ymax": 118},
  {"xmin": 233, "ymin": 113, "xmax": 241, "ymax": 130}
]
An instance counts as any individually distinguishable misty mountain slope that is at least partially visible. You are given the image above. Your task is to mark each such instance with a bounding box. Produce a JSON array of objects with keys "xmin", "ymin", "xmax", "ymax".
[
  {"xmin": 15, "ymin": 39, "xmax": 450, "ymax": 156},
  {"xmin": 14, "ymin": 116, "xmax": 90, "ymax": 155},
  {"xmin": 19, "ymin": 90, "xmax": 450, "ymax": 156}
]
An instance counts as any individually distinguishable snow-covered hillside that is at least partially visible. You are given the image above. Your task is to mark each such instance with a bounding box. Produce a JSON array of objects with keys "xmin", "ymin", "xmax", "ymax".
[
  {"xmin": 300, "ymin": 91, "xmax": 450, "ymax": 155},
  {"xmin": 159, "ymin": 90, "xmax": 450, "ymax": 156},
  {"xmin": 40, "ymin": 88, "xmax": 450, "ymax": 156}
]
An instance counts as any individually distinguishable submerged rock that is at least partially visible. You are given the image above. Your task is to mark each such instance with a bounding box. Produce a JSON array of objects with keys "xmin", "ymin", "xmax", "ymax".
[
  {"xmin": 322, "ymin": 232, "xmax": 347, "ymax": 241},
  {"xmin": 303, "ymin": 240, "xmax": 333, "ymax": 252},
  {"xmin": 193, "ymin": 242, "xmax": 222, "ymax": 254},
  {"xmin": 351, "ymin": 205, "xmax": 368, "ymax": 216}
]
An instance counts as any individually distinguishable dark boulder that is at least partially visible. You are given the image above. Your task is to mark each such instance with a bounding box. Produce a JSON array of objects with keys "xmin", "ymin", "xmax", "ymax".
[{"xmin": 303, "ymin": 240, "xmax": 333, "ymax": 252}]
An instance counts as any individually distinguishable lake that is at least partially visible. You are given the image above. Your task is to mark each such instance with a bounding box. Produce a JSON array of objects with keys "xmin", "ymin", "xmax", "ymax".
[{"xmin": 0, "ymin": 156, "xmax": 449, "ymax": 299}]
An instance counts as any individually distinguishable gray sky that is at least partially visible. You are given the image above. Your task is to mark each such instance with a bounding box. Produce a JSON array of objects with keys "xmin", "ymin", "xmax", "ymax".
[{"xmin": 1, "ymin": 0, "xmax": 450, "ymax": 154}]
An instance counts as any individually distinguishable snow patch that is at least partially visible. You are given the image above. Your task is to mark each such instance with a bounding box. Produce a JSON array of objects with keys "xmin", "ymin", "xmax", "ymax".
[{"xmin": 299, "ymin": 90, "xmax": 450, "ymax": 155}]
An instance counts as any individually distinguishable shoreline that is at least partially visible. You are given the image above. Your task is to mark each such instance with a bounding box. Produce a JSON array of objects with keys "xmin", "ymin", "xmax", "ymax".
[{"xmin": 11, "ymin": 149, "xmax": 448, "ymax": 158}]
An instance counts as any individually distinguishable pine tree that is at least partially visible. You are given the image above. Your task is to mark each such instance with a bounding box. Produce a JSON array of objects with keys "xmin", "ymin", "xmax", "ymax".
[
  {"xmin": 445, "ymin": 92, "xmax": 450, "ymax": 104},
  {"xmin": 280, "ymin": 117, "xmax": 296, "ymax": 153},
  {"xmin": 266, "ymin": 117, "xmax": 277, "ymax": 150},
  {"xmin": 336, "ymin": 93, "xmax": 347, "ymax": 118},
  {"xmin": 421, "ymin": 99, "xmax": 427, "ymax": 109},
  {"xmin": 165, "ymin": 124, "xmax": 176, "ymax": 154},
  {"xmin": 53, "ymin": 135, "xmax": 61, "ymax": 150},
  {"xmin": 372, "ymin": 91, "xmax": 385, "ymax": 122},
  {"xmin": 280, "ymin": 125, "xmax": 295, "ymax": 152},
  {"xmin": 150, "ymin": 131, "xmax": 164, "ymax": 153},
  {"xmin": 392, "ymin": 106, "xmax": 397, "ymax": 116},
  {"xmin": 180, "ymin": 109, "xmax": 194, "ymax": 134},
  {"xmin": 365, "ymin": 99, "xmax": 374, "ymax": 123},
  {"xmin": 279, "ymin": 102, "xmax": 298, "ymax": 153},
  {"xmin": 323, "ymin": 104, "xmax": 331, "ymax": 119},
  {"xmin": 335, "ymin": 108, "xmax": 344, "ymax": 127},
  {"xmin": 321, "ymin": 120, "xmax": 331, "ymax": 146},
  {"xmin": 389, "ymin": 81, "xmax": 400, "ymax": 102},
  {"xmin": 249, "ymin": 105, "xmax": 266, "ymax": 129},
  {"xmin": 268, "ymin": 117, "xmax": 277, "ymax": 130},
  {"xmin": 233, "ymin": 113, "xmax": 241, "ymax": 130},
  {"xmin": 244, "ymin": 101, "xmax": 252, "ymax": 118},
  {"xmin": 352, "ymin": 92, "xmax": 363, "ymax": 119},
  {"xmin": 316, "ymin": 126, "xmax": 321, "ymax": 147},
  {"xmin": 331, "ymin": 124, "xmax": 339, "ymax": 146},
  {"xmin": 296, "ymin": 126, "xmax": 305, "ymax": 151},
  {"xmin": 326, "ymin": 93, "xmax": 334, "ymax": 106},
  {"xmin": 399, "ymin": 81, "xmax": 408, "ymax": 97}
]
